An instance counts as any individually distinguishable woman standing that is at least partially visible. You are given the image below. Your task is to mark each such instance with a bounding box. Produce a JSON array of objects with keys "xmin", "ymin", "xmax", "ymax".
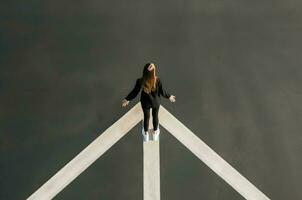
[{"xmin": 122, "ymin": 63, "xmax": 176, "ymax": 141}]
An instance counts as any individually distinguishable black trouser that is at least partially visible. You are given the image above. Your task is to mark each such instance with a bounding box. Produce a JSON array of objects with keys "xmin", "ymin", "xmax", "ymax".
[{"xmin": 142, "ymin": 106, "xmax": 160, "ymax": 132}]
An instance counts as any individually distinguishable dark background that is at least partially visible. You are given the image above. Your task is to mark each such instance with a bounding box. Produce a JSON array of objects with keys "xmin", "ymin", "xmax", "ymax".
[{"xmin": 1, "ymin": 0, "xmax": 302, "ymax": 199}]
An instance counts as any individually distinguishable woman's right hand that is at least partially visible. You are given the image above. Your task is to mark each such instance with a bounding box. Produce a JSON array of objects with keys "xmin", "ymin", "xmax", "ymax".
[{"xmin": 122, "ymin": 99, "xmax": 130, "ymax": 107}]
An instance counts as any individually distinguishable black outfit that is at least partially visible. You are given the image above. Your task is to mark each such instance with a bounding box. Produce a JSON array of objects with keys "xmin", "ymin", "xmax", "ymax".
[
  {"xmin": 141, "ymin": 106, "xmax": 160, "ymax": 132},
  {"xmin": 125, "ymin": 77, "xmax": 171, "ymax": 131}
]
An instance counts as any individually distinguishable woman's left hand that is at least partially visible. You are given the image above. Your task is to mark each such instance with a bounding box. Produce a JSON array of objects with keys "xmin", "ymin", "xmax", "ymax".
[{"xmin": 169, "ymin": 95, "xmax": 176, "ymax": 103}]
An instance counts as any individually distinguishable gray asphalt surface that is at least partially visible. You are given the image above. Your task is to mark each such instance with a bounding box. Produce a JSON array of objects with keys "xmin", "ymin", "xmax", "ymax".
[{"xmin": 1, "ymin": 0, "xmax": 301, "ymax": 199}]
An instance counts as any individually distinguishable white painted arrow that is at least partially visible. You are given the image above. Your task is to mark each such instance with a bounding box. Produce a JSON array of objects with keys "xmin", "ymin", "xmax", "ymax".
[{"xmin": 27, "ymin": 102, "xmax": 270, "ymax": 200}]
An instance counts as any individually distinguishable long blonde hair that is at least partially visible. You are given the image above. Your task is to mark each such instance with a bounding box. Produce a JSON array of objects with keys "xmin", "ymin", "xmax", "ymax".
[{"xmin": 142, "ymin": 63, "xmax": 157, "ymax": 93}]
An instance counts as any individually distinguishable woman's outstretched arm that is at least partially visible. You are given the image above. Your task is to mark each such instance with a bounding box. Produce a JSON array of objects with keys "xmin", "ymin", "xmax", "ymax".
[
  {"xmin": 125, "ymin": 78, "xmax": 141, "ymax": 101},
  {"xmin": 158, "ymin": 78, "xmax": 171, "ymax": 99}
]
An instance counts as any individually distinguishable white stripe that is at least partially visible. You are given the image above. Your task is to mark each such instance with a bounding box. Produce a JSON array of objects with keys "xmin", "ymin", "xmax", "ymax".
[
  {"xmin": 159, "ymin": 105, "xmax": 270, "ymax": 200},
  {"xmin": 143, "ymin": 113, "xmax": 161, "ymax": 200},
  {"xmin": 27, "ymin": 103, "xmax": 143, "ymax": 200}
]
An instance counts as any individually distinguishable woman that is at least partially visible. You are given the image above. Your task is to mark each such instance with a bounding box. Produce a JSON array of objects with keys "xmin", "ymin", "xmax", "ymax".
[{"xmin": 122, "ymin": 63, "xmax": 176, "ymax": 141}]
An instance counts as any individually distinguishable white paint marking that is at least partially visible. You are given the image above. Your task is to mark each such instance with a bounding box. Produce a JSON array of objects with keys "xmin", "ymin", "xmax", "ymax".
[
  {"xmin": 27, "ymin": 103, "xmax": 143, "ymax": 200},
  {"xmin": 27, "ymin": 102, "xmax": 270, "ymax": 200},
  {"xmin": 143, "ymin": 112, "xmax": 161, "ymax": 200},
  {"xmin": 159, "ymin": 105, "xmax": 270, "ymax": 200}
]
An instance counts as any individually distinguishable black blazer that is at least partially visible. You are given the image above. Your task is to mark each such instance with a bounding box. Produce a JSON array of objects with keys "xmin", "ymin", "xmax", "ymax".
[{"xmin": 125, "ymin": 77, "xmax": 171, "ymax": 109}]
